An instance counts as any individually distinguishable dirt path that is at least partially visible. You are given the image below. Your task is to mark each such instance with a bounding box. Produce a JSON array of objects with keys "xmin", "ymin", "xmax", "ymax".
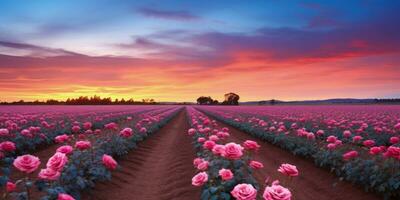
[
  {"xmin": 83, "ymin": 110, "xmax": 200, "ymax": 200},
  {"xmin": 199, "ymin": 110, "xmax": 382, "ymax": 200}
]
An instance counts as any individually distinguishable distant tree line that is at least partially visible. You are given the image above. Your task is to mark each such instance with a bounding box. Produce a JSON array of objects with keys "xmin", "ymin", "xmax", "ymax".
[
  {"xmin": 0, "ymin": 95, "xmax": 158, "ymax": 105},
  {"xmin": 373, "ymin": 98, "xmax": 400, "ymax": 103},
  {"xmin": 197, "ymin": 92, "xmax": 240, "ymax": 105}
]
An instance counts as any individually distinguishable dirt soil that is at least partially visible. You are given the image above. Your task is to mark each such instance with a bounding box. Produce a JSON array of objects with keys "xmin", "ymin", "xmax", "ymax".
[
  {"xmin": 201, "ymin": 110, "xmax": 382, "ymax": 200},
  {"xmin": 82, "ymin": 110, "xmax": 200, "ymax": 200}
]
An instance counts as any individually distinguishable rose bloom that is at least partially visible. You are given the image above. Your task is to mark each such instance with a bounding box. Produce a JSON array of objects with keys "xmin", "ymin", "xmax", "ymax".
[
  {"xmin": 212, "ymin": 144, "xmax": 225, "ymax": 156},
  {"xmin": 119, "ymin": 128, "xmax": 133, "ymax": 138},
  {"xmin": 249, "ymin": 160, "xmax": 264, "ymax": 169},
  {"xmin": 316, "ymin": 130, "xmax": 324, "ymax": 136},
  {"xmin": 243, "ymin": 140, "xmax": 260, "ymax": 151},
  {"xmin": 219, "ymin": 168, "xmax": 233, "ymax": 181},
  {"xmin": 0, "ymin": 141, "xmax": 16, "ymax": 152},
  {"xmin": 383, "ymin": 146, "xmax": 400, "ymax": 160},
  {"xmin": 13, "ymin": 154, "xmax": 41, "ymax": 173},
  {"xmin": 75, "ymin": 141, "xmax": 91, "ymax": 151},
  {"xmin": 209, "ymin": 135, "xmax": 219, "ymax": 142},
  {"xmin": 197, "ymin": 161, "xmax": 209, "ymax": 171},
  {"xmin": 352, "ymin": 136, "xmax": 363, "ymax": 143},
  {"xmin": 369, "ymin": 147, "xmax": 382, "ymax": 155},
  {"xmin": 222, "ymin": 143, "xmax": 244, "ymax": 160},
  {"xmin": 343, "ymin": 150, "xmax": 359, "ymax": 161},
  {"xmin": 188, "ymin": 128, "xmax": 196, "ymax": 135},
  {"xmin": 203, "ymin": 140, "xmax": 216, "ymax": 150},
  {"xmin": 0, "ymin": 128, "xmax": 9, "ymax": 136},
  {"xmin": 58, "ymin": 193, "xmax": 75, "ymax": 200},
  {"xmin": 6, "ymin": 181, "xmax": 16, "ymax": 192},
  {"xmin": 56, "ymin": 145, "xmax": 73, "ymax": 155},
  {"xmin": 326, "ymin": 136, "xmax": 337, "ymax": 143},
  {"xmin": 363, "ymin": 140, "xmax": 375, "ymax": 147},
  {"xmin": 263, "ymin": 184, "xmax": 292, "ymax": 200},
  {"xmin": 390, "ymin": 137, "xmax": 399, "ymax": 144},
  {"xmin": 192, "ymin": 172, "xmax": 208, "ymax": 186},
  {"xmin": 231, "ymin": 183, "xmax": 257, "ymax": 200},
  {"xmin": 193, "ymin": 158, "xmax": 204, "ymax": 168},
  {"xmin": 71, "ymin": 125, "xmax": 81, "ymax": 133},
  {"xmin": 278, "ymin": 163, "xmax": 298, "ymax": 177},
  {"xmin": 343, "ymin": 130, "xmax": 352, "ymax": 138},
  {"xmin": 83, "ymin": 122, "xmax": 92, "ymax": 130},
  {"xmin": 140, "ymin": 127, "xmax": 147, "ymax": 134},
  {"xmin": 47, "ymin": 152, "xmax": 68, "ymax": 171},
  {"xmin": 327, "ymin": 143, "xmax": 336, "ymax": 150},
  {"xmin": 55, "ymin": 134, "xmax": 69, "ymax": 143},
  {"xmin": 197, "ymin": 137, "xmax": 206, "ymax": 143},
  {"xmin": 102, "ymin": 154, "xmax": 118, "ymax": 170},
  {"xmin": 38, "ymin": 168, "xmax": 61, "ymax": 180}
]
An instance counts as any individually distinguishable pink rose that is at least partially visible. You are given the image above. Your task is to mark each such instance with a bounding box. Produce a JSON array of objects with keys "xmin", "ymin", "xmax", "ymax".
[
  {"xmin": 193, "ymin": 158, "xmax": 204, "ymax": 167},
  {"xmin": 192, "ymin": 172, "xmax": 208, "ymax": 186},
  {"xmin": 352, "ymin": 136, "xmax": 363, "ymax": 143},
  {"xmin": 326, "ymin": 136, "xmax": 337, "ymax": 143},
  {"xmin": 188, "ymin": 128, "xmax": 196, "ymax": 135},
  {"xmin": 277, "ymin": 163, "xmax": 298, "ymax": 177},
  {"xmin": 197, "ymin": 137, "xmax": 206, "ymax": 143},
  {"xmin": 119, "ymin": 128, "xmax": 133, "ymax": 138},
  {"xmin": 203, "ymin": 140, "xmax": 216, "ymax": 150},
  {"xmin": 56, "ymin": 145, "xmax": 73, "ymax": 155},
  {"xmin": 369, "ymin": 147, "xmax": 382, "ymax": 155},
  {"xmin": 102, "ymin": 154, "xmax": 118, "ymax": 170},
  {"xmin": 38, "ymin": 168, "xmax": 61, "ymax": 180},
  {"xmin": 197, "ymin": 161, "xmax": 209, "ymax": 171},
  {"xmin": 231, "ymin": 183, "xmax": 257, "ymax": 200},
  {"xmin": 384, "ymin": 146, "xmax": 400, "ymax": 160},
  {"xmin": 327, "ymin": 143, "xmax": 336, "ymax": 150},
  {"xmin": 0, "ymin": 141, "xmax": 16, "ymax": 152},
  {"xmin": 83, "ymin": 122, "xmax": 92, "ymax": 130},
  {"xmin": 243, "ymin": 140, "xmax": 260, "ymax": 151},
  {"xmin": 140, "ymin": 127, "xmax": 147, "ymax": 134},
  {"xmin": 263, "ymin": 184, "xmax": 292, "ymax": 200},
  {"xmin": 6, "ymin": 181, "xmax": 16, "ymax": 192},
  {"xmin": 55, "ymin": 134, "xmax": 70, "ymax": 143},
  {"xmin": 47, "ymin": 152, "xmax": 68, "ymax": 171},
  {"xmin": 316, "ymin": 130, "xmax": 324, "ymax": 136},
  {"xmin": 71, "ymin": 125, "xmax": 81, "ymax": 133},
  {"xmin": 58, "ymin": 193, "xmax": 75, "ymax": 200},
  {"xmin": 13, "ymin": 154, "xmax": 41, "ymax": 173},
  {"xmin": 75, "ymin": 141, "xmax": 91, "ymax": 151},
  {"xmin": 212, "ymin": 144, "xmax": 225, "ymax": 156},
  {"xmin": 219, "ymin": 168, "xmax": 233, "ymax": 181},
  {"xmin": 249, "ymin": 160, "xmax": 264, "ymax": 169},
  {"xmin": 0, "ymin": 128, "xmax": 9, "ymax": 136},
  {"xmin": 343, "ymin": 130, "xmax": 351, "ymax": 138},
  {"xmin": 222, "ymin": 143, "xmax": 243, "ymax": 160},
  {"xmin": 390, "ymin": 137, "xmax": 399, "ymax": 144},
  {"xmin": 363, "ymin": 140, "xmax": 375, "ymax": 147},
  {"xmin": 343, "ymin": 150, "xmax": 359, "ymax": 161}
]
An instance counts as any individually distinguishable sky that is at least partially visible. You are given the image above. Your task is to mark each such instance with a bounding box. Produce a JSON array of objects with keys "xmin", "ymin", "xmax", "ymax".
[{"xmin": 0, "ymin": 0, "xmax": 400, "ymax": 102}]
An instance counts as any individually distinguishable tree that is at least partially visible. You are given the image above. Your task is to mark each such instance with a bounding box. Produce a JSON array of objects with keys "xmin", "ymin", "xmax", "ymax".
[
  {"xmin": 197, "ymin": 96, "xmax": 214, "ymax": 105},
  {"xmin": 222, "ymin": 92, "xmax": 240, "ymax": 105}
]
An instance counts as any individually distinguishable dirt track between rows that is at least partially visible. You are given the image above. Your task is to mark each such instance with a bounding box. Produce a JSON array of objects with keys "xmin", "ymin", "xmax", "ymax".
[
  {"xmin": 199, "ymin": 109, "xmax": 382, "ymax": 200},
  {"xmin": 83, "ymin": 110, "xmax": 200, "ymax": 200}
]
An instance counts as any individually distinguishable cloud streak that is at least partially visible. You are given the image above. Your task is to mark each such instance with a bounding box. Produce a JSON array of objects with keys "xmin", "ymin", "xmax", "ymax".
[{"xmin": 137, "ymin": 8, "xmax": 199, "ymax": 21}]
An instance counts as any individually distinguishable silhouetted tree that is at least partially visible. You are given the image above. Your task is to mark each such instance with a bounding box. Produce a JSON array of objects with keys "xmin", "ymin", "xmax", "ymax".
[
  {"xmin": 197, "ymin": 96, "xmax": 214, "ymax": 105},
  {"xmin": 222, "ymin": 92, "xmax": 240, "ymax": 105}
]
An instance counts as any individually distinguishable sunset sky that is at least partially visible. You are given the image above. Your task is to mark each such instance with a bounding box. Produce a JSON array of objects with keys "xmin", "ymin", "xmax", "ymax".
[{"xmin": 1, "ymin": 0, "xmax": 400, "ymax": 102}]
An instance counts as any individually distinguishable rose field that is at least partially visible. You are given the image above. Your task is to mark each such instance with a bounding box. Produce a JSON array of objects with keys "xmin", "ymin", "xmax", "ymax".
[{"xmin": 0, "ymin": 105, "xmax": 399, "ymax": 200}]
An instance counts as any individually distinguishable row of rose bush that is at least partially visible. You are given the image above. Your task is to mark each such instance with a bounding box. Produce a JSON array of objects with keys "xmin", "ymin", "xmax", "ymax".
[
  {"xmin": 197, "ymin": 106, "xmax": 400, "ymax": 199},
  {"xmin": 186, "ymin": 107, "xmax": 295, "ymax": 200},
  {"xmin": 0, "ymin": 107, "xmax": 160, "ymax": 187},
  {"xmin": 3, "ymin": 106, "xmax": 181, "ymax": 200}
]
